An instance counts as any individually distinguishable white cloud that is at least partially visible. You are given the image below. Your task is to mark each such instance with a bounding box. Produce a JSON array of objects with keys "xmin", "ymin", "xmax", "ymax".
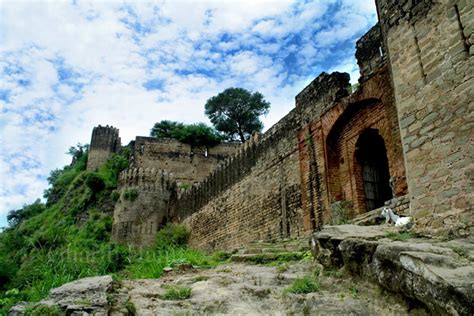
[{"xmin": 0, "ymin": 0, "xmax": 378, "ymax": 226}]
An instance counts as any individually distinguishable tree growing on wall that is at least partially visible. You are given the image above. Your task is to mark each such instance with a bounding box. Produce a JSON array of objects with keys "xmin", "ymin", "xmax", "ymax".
[
  {"xmin": 204, "ymin": 88, "xmax": 270, "ymax": 143},
  {"xmin": 150, "ymin": 120, "xmax": 185, "ymax": 138},
  {"xmin": 150, "ymin": 120, "xmax": 223, "ymax": 148}
]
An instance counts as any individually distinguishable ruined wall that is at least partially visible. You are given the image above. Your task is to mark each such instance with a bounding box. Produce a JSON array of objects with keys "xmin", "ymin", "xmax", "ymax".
[
  {"xmin": 86, "ymin": 125, "xmax": 121, "ymax": 171},
  {"xmin": 111, "ymin": 137, "xmax": 237, "ymax": 245},
  {"xmin": 176, "ymin": 73, "xmax": 350, "ymax": 252},
  {"xmin": 356, "ymin": 23, "xmax": 385, "ymax": 82},
  {"xmin": 376, "ymin": 0, "xmax": 473, "ymax": 235},
  {"xmin": 129, "ymin": 136, "xmax": 239, "ymax": 185},
  {"xmin": 112, "ymin": 168, "xmax": 175, "ymax": 245},
  {"xmin": 298, "ymin": 64, "xmax": 407, "ymax": 228}
]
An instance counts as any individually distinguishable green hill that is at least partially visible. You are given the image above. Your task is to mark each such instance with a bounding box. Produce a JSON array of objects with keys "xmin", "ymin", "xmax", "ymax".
[{"xmin": 0, "ymin": 147, "xmax": 216, "ymax": 314}]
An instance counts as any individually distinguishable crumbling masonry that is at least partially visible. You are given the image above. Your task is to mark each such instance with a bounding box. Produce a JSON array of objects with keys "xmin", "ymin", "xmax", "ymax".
[{"xmin": 87, "ymin": 0, "xmax": 472, "ymax": 250}]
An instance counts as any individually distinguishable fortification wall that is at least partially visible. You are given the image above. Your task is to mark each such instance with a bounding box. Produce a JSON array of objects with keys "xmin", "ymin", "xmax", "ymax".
[
  {"xmin": 176, "ymin": 73, "xmax": 350, "ymax": 252},
  {"xmin": 112, "ymin": 168, "xmax": 175, "ymax": 245},
  {"xmin": 86, "ymin": 125, "xmax": 121, "ymax": 171},
  {"xmin": 376, "ymin": 0, "xmax": 473, "ymax": 235},
  {"xmin": 129, "ymin": 136, "xmax": 239, "ymax": 185},
  {"xmin": 298, "ymin": 63, "xmax": 407, "ymax": 230}
]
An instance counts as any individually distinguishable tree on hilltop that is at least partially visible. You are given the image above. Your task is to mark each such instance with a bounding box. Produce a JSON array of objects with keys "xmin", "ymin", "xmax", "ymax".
[
  {"xmin": 204, "ymin": 88, "xmax": 270, "ymax": 143},
  {"xmin": 150, "ymin": 120, "xmax": 223, "ymax": 148}
]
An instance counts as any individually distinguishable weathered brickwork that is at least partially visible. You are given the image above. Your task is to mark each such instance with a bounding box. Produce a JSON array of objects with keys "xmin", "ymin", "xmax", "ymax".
[
  {"xmin": 176, "ymin": 73, "xmax": 352, "ymax": 252},
  {"xmin": 86, "ymin": 125, "xmax": 121, "ymax": 171},
  {"xmin": 356, "ymin": 23, "xmax": 386, "ymax": 83},
  {"xmin": 110, "ymin": 136, "xmax": 237, "ymax": 245},
  {"xmin": 178, "ymin": 111, "xmax": 304, "ymax": 252},
  {"xmin": 103, "ymin": 0, "xmax": 472, "ymax": 249},
  {"xmin": 297, "ymin": 25, "xmax": 407, "ymax": 230},
  {"xmin": 129, "ymin": 136, "xmax": 238, "ymax": 185},
  {"xmin": 112, "ymin": 168, "xmax": 175, "ymax": 245},
  {"xmin": 376, "ymin": 0, "xmax": 473, "ymax": 235}
]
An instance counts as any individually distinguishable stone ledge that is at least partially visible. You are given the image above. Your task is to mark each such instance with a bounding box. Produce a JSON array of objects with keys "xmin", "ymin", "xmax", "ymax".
[{"xmin": 310, "ymin": 225, "xmax": 474, "ymax": 315}]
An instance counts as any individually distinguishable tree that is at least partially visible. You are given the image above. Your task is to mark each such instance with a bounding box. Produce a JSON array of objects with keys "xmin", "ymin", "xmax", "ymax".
[
  {"xmin": 67, "ymin": 143, "xmax": 89, "ymax": 164},
  {"xmin": 7, "ymin": 199, "xmax": 44, "ymax": 227},
  {"xmin": 150, "ymin": 120, "xmax": 223, "ymax": 148},
  {"xmin": 172, "ymin": 123, "xmax": 223, "ymax": 148},
  {"xmin": 205, "ymin": 88, "xmax": 270, "ymax": 143},
  {"xmin": 150, "ymin": 120, "xmax": 185, "ymax": 138}
]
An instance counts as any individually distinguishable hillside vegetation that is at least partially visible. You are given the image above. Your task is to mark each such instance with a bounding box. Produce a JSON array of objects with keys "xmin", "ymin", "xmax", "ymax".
[{"xmin": 0, "ymin": 148, "xmax": 218, "ymax": 314}]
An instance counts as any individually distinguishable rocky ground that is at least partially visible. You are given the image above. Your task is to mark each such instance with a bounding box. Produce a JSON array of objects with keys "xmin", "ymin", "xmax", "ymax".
[
  {"xmin": 10, "ymin": 226, "xmax": 474, "ymax": 315},
  {"xmin": 124, "ymin": 260, "xmax": 425, "ymax": 315}
]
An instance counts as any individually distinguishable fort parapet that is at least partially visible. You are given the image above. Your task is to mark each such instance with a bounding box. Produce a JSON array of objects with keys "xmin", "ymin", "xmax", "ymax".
[
  {"xmin": 86, "ymin": 125, "xmax": 121, "ymax": 171},
  {"xmin": 91, "ymin": 0, "xmax": 472, "ymax": 249}
]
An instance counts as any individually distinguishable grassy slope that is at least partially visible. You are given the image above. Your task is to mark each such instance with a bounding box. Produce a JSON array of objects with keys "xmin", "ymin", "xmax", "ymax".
[{"xmin": 0, "ymin": 151, "xmax": 219, "ymax": 314}]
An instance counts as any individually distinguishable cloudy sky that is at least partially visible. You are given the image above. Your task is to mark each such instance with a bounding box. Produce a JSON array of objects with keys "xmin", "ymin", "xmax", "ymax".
[{"xmin": 0, "ymin": 0, "xmax": 377, "ymax": 227}]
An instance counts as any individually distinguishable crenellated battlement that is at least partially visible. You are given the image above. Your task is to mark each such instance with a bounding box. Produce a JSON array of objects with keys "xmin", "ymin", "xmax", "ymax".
[
  {"xmin": 118, "ymin": 167, "xmax": 174, "ymax": 192},
  {"xmin": 106, "ymin": 0, "xmax": 472, "ymax": 248}
]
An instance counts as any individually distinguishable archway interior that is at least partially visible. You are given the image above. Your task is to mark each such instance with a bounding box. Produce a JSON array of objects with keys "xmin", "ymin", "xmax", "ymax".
[{"xmin": 355, "ymin": 129, "xmax": 392, "ymax": 211}]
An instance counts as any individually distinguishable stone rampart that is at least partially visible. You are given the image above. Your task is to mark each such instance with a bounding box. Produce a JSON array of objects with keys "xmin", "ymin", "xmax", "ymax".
[
  {"xmin": 129, "ymin": 136, "xmax": 239, "ymax": 185},
  {"xmin": 86, "ymin": 125, "xmax": 121, "ymax": 171},
  {"xmin": 112, "ymin": 167, "xmax": 175, "ymax": 245},
  {"xmin": 376, "ymin": 0, "xmax": 473, "ymax": 235},
  {"xmin": 176, "ymin": 72, "xmax": 351, "ymax": 252},
  {"xmin": 356, "ymin": 23, "xmax": 386, "ymax": 82}
]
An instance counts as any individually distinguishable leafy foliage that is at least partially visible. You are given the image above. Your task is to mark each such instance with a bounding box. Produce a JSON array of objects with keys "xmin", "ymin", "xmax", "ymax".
[
  {"xmin": 150, "ymin": 120, "xmax": 184, "ymax": 138},
  {"xmin": 286, "ymin": 276, "xmax": 320, "ymax": 294},
  {"xmin": 205, "ymin": 87, "xmax": 270, "ymax": 142},
  {"xmin": 161, "ymin": 285, "xmax": 192, "ymax": 300},
  {"xmin": 7, "ymin": 199, "xmax": 45, "ymax": 227},
  {"xmin": 67, "ymin": 143, "xmax": 89, "ymax": 163},
  {"xmin": 150, "ymin": 120, "xmax": 223, "ymax": 148},
  {"xmin": 122, "ymin": 189, "xmax": 139, "ymax": 202},
  {"xmin": 155, "ymin": 224, "xmax": 190, "ymax": 250},
  {"xmin": 0, "ymin": 148, "xmax": 222, "ymax": 314},
  {"xmin": 85, "ymin": 173, "xmax": 105, "ymax": 193}
]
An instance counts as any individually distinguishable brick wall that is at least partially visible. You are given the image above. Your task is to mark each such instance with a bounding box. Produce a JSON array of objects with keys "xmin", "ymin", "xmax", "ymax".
[
  {"xmin": 112, "ymin": 168, "xmax": 175, "ymax": 245},
  {"xmin": 298, "ymin": 57, "xmax": 406, "ymax": 229},
  {"xmin": 86, "ymin": 125, "xmax": 121, "ymax": 171},
  {"xmin": 376, "ymin": 0, "xmax": 473, "ymax": 235},
  {"xmin": 177, "ymin": 73, "xmax": 350, "ymax": 252},
  {"xmin": 129, "ymin": 136, "xmax": 239, "ymax": 185}
]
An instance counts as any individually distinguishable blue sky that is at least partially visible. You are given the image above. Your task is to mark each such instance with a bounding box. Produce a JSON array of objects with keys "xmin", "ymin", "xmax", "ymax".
[{"xmin": 0, "ymin": 0, "xmax": 377, "ymax": 228}]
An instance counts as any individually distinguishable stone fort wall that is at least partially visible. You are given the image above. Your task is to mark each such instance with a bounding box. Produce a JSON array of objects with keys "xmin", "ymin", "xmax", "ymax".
[
  {"xmin": 175, "ymin": 73, "xmax": 351, "ymax": 252},
  {"xmin": 86, "ymin": 125, "xmax": 121, "ymax": 171},
  {"xmin": 88, "ymin": 0, "xmax": 472, "ymax": 249},
  {"xmin": 111, "ymin": 137, "xmax": 238, "ymax": 245},
  {"xmin": 128, "ymin": 136, "xmax": 239, "ymax": 185},
  {"xmin": 377, "ymin": 0, "xmax": 473, "ymax": 235},
  {"xmin": 112, "ymin": 168, "xmax": 175, "ymax": 245}
]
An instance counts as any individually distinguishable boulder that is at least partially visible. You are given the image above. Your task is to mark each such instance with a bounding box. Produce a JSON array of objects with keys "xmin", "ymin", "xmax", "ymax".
[{"xmin": 10, "ymin": 275, "xmax": 129, "ymax": 316}]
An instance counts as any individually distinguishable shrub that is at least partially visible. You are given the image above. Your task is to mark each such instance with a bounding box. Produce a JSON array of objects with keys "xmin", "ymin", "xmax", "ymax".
[
  {"xmin": 385, "ymin": 231, "xmax": 414, "ymax": 241},
  {"xmin": 31, "ymin": 304, "xmax": 62, "ymax": 316},
  {"xmin": 154, "ymin": 224, "xmax": 190, "ymax": 250},
  {"xmin": 286, "ymin": 276, "xmax": 320, "ymax": 294},
  {"xmin": 85, "ymin": 173, "xmax": 105, "ymax": 193},
  {"xmin": 111, "ymin": 191, "xmax": 120, "ymax": 202},
  {"xmin": 161, "ymin": 285, "xmax": 192, "ymax": 300},
  {"xmin": 125, "ymin": 300, "xmax": 136, "ymax": 315},
  {"xmin": 122, "ymin": 189, "xmax": 139, "ymax": 202}
]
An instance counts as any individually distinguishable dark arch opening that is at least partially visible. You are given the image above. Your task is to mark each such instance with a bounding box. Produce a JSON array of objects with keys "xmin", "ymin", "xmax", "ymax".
[{"xmin": 355, "ymin": 129, "xmax": 392, "ymax": 211}]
